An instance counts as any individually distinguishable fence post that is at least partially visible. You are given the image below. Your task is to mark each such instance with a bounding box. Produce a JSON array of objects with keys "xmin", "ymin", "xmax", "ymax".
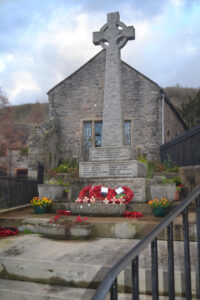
[{"xmin": 37, "ymin": 161, "xmax": 44, "ymax": 184}]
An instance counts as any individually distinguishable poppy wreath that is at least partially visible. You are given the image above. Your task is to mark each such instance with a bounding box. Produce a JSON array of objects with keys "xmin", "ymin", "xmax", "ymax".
[
  {"xmin": 76, "ymin": 185, "xmax": 134, "ymax": 204},
  {"xmin": 120, "ymin": 186, "xmax": 134, "ymax": 204},
  {"xmin": 0, "ymin": 227, "xmax": 18, "ymax": 237},
  {"xmin": 89, "ymin": 185, "xmax": 115, "ymax": 202},
  {"xmin": 76, "ymin": 185, "xmax": 92, "ymax": 203}
]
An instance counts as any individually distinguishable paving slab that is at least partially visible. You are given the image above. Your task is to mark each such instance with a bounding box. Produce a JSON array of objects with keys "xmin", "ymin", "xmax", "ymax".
[{"xmin": 0, "ymin": 235, "xmax": 198, "ymax": 296}]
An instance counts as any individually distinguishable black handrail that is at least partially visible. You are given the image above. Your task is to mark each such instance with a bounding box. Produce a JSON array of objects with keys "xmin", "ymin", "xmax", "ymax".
[{"xmin": 92, "ymin": 185, "xmax": 200, "ymax": 300}]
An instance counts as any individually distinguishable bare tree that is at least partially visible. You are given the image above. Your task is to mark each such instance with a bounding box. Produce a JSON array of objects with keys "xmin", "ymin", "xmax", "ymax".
[{"xmin": 0, "ymin": 88, "xmax": 25, "ymax": 175}]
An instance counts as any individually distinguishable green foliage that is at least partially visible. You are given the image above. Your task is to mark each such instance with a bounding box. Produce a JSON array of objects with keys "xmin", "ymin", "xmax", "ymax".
[
  {"xmin": 163, "ymin": 155, "xmax": 179, "ymax": 172},
  {"xmin": 20, "ymin": 147, "xmax": 28, "ymax": 157},
  {"xmin": 164, "ymin": 85, "xmax": 198, "ymax": 109},
  {"xmin": 23, "ymin": 228, "xmax": 33, "ymax": 234},
  {"xmin": 137, "ymin": 154, "xmax": 147, "ymax": 164},
  {"xmin": 47, "ymin": 178, "xmax": 70, "ymax": 192},
  {"xmin": 179, "ymin": 89, "xmax": 200, "ymax": 128},
  {"xmin": 53, "ymin": 157, "xmax": 78, "ymax": 174},
  {"xmin": 161, "ymin": 175, "xmax": 182, "ymax": 186},
  {"xmin": 147, "ymin": 161, "xmax": 156, "ymax": 178}
]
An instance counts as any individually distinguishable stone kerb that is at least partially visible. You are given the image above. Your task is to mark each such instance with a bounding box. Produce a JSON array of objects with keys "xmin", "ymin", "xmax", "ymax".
[{"xmin": 89, "ymin": 147, "xmax": 135, "ymax": 161}]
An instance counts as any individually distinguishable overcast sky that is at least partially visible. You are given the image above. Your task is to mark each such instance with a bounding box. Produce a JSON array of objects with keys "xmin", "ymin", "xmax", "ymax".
[{"xmin": 0, "ymin": 0, "xmax": 200, "ymax": 105}]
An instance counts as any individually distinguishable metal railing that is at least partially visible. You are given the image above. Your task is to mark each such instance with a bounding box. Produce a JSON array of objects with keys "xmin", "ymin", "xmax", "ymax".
[
  {"xmin": 0, "ymin": 176, "xmax": 38, "ymax": 209},
  {"xmin": 92, "ymin": 185, "xmax": 200, "ymax": 300}
]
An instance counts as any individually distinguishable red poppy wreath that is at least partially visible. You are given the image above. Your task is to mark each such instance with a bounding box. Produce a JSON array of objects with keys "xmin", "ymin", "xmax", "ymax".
[{"xmin": 76, "ymin": 185, "xmax": 134, "ymax": 204}]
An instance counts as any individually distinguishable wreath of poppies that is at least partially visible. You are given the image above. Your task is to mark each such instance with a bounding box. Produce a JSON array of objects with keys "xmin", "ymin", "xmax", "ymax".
[
  {"xmin": 89, "ymin": 185, "xmax": 115, "ymax": 202},
  {"xmin": 0, "ymin": 227, "xmax": 18, "ymax": 237},
  {"xmin": 76, "ymin": 185, "xmax": 134, "ymax": 204}
]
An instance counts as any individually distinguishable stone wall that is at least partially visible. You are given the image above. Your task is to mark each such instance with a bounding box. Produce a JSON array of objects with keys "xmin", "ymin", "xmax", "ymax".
[
  {"xmin": 48, "ymin": 50, "xmax": 185, "ymax": 162},
  {"xmin": 0, "ymin": 149, "xmax": 28, "ymax": 176},
  {"xmin": 28, "ymin": 121, "xmax": 60, "ymax": 178},
  {"xmin": 179, "ymin": 165, "xmax": 200, "ymax": 194},
  {"xmin": 164, "ymin": 101, "xmax": 186, "ymax": 143}
]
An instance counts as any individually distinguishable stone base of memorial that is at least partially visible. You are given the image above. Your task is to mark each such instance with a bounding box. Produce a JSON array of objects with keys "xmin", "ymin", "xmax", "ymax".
[
  {"xmin": 68, "ymin": 202, "xmax": 126, "ymax": 216},
  {"xmin": 39, "ymin": 223, "xmax": 92, "ymax": 240}
]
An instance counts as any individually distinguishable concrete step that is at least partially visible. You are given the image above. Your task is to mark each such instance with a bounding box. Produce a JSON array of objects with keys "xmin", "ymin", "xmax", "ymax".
[
  {"xmin": 0, "ymin": 213, "xmax": 198, "ymax": 241},
  {"xmin": 0, "ymin": 279, "xmax": 95, "ymax": 300},
  {"xmin": 0, "ymin": 235, "xmax": 198, "ymax": 297},
  {"xmin": 0, "ymin": 279, "xmax": 198, "ymax": 300},
  {"xmin": 0, "ymin": 279, "xmax": 199, "ymax": 300}
]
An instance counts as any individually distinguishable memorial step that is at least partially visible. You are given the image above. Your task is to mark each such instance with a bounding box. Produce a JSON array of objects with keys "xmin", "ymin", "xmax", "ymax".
[{"xmin": 0, "ymin": 235, "xmax": 198, "ymax": 296}]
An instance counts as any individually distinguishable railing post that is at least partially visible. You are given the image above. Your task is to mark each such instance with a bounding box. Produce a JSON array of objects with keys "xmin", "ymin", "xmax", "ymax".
[
  {"xmin": 151, "ymin": 237, "xmax": 159, "ymax": 300},
  {"xmin": 195, "ymin": 195, "xmax": 200, "ymax": 296},
  {"xmin": 110, "ymin": 278, "xmax": 118, "ymax": 300},
  {"xmin": 132, "ymin": 256, "xmax": 139, "ymax": 300},
  {"xmin": 167, "ymin": 222, "xmax": 175, "ymax": 300},
  {"xmin": 182, "ymin": 207, "xmax": 192, "ymax": 300}
]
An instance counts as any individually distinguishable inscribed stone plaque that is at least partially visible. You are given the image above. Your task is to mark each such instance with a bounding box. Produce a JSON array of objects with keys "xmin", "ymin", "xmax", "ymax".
[
  {"xmin": 79, "ymin": 160, "xmax": 146, "ymax": 178},
  {"xmin": 89, "ymin": 147, "xmax": 134, "ymax": 161}
]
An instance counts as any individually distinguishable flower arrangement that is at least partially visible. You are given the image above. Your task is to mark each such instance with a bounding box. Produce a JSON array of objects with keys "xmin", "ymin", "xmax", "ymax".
[
  {"xmin": 148, "ymin": 198, "xmax": 169, "ymax": 207},
  {"xmin": 76, "ymin": 185, "xmax": 134, "ymax": 204},
  {"xmin": 31, "ymin": 196, "xmax": 52, "ymax": 208}
]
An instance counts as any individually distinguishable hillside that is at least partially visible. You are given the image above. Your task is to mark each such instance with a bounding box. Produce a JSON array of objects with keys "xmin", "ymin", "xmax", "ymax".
[
  {"xmin": 163, "ymin": 85, "xmax": 199, "ymax": 109},
  {"xmin": 12, "ymin": 102, "xmax": 49, "ymax": 124}
]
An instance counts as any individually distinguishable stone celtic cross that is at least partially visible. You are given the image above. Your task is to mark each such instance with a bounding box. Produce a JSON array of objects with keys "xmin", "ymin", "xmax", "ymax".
[{"xmin": 93, "ymin": 12, "xmax": 135, "ymax": 147}]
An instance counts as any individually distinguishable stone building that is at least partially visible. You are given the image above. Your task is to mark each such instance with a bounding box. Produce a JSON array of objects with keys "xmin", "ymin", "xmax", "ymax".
[
  {"xmin": 0, "ymin": 124, "xmax": 33, "ymax": 177},
  {"xmin": 47, "ymin": 50, "xmax": 187, "ymax": 162}
]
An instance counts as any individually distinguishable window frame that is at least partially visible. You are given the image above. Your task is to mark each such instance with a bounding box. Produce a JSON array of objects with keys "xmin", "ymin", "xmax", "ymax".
[{"xmin": 82, "ymin": 118, "xmax": 133, "ymax": 150}]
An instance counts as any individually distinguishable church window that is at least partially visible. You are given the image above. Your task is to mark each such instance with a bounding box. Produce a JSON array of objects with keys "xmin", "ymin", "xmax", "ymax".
[
  {"xmin": 83, "ymin": 122, "xmax": 92, "ymax": 150},
  {"xmin": 16, "ymin": 168, "xmax": 28, "ymax": 178},
  {"xmin": 83, "ymin": 120, "xmax": 131, "ymax": 149},
  {"xmin": 95, "ymin": 122, "xmax": 102, "ymax": 147},
  {"xmin": 124, "ymin": 121, "xmax": 131, "ymax": 146}
]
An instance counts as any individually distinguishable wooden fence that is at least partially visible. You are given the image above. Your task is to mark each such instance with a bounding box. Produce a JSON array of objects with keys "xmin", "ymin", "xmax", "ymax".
[{"xmin": 160, "ymin": 125, "xmax": 200, "ymax": 166}]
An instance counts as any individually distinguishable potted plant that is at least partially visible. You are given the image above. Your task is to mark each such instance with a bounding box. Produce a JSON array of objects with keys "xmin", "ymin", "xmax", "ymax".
[
  {"xmin": 30, "ymin": 196, "xmax": 52, "ymax": 214},
  {"xmin": 174, "ymin": 184, "xmax": 184, "ymax": 201},
  {"xmin": 148, "ymin": 198, "xmax": 170, "ymax": 217}
]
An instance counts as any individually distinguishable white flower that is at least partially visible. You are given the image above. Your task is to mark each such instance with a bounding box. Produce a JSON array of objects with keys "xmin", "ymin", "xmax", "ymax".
[
  {"xmin": 103, "ymin": 198, "xmax": 109, "ymax": 205},
  {"xmin": 90, "ymin": 196, "xmax": 96, "ymax": 203}
]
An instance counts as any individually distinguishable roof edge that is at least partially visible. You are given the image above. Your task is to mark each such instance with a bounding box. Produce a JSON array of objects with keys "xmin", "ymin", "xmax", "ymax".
[
  {"xmin": 160, "ymin": 89, "xmax": 188, "ymax": 130},
  {"xmin": 121, "ymin": 60, "xmax": 160, "ymax": 88},
  {"xmin": 47, "ymin": 50, "xmax": 105, "ymax": 95}
]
